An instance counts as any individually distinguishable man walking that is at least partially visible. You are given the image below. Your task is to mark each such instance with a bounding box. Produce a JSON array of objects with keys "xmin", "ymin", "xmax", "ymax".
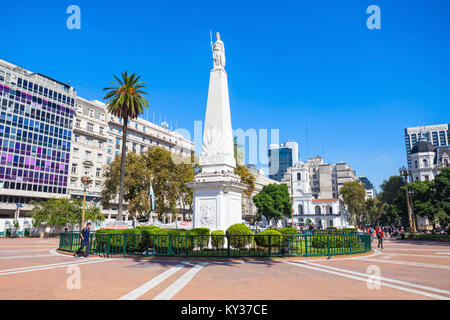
[
  {"xmin": 74, "ymin": 222, "xmax": 91, "ymax": 258},
  {"xmin": 376, "ymin": 225, "xmax": 385, "ymax": 249}
]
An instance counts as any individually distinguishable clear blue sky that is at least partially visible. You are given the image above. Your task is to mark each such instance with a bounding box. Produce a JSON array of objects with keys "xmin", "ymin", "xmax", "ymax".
[{"xmin": 1, "ymin": 0, "xmax": 449, "ymax": 190}]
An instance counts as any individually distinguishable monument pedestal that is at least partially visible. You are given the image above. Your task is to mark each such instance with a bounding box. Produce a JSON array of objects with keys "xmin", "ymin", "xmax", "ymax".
[{"xmin": 187, "ymin": 172, "xmax": 247, "ymax": 231}]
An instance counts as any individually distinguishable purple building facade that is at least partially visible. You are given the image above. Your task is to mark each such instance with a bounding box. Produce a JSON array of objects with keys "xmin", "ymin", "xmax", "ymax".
[{"xmin": 0, "ymin": 59, "xmax": 76, "ymax": 216}]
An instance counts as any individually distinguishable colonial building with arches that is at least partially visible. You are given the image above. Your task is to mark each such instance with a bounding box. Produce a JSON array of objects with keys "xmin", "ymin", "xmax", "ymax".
[{"xmin": 282, "ymin": 160, "xmax": 351, "ymax": 229}]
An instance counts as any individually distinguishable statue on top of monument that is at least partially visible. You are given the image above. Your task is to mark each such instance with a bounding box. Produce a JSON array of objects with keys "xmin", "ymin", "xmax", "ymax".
[{"xmin": 211, "ymin": 32, "xmax": 225, "ymax": 70}]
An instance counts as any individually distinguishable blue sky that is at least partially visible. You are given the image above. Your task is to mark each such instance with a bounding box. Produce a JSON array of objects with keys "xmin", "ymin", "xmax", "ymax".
[{"xmin": 1, "ymin": 0, "xmax": 449, "ymax": 190}]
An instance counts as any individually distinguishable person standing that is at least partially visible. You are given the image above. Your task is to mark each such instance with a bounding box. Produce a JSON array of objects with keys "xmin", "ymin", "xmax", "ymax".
[
  {"xmin": 74, "ymin": 222, "xmax": 91, "ymax": 258},
  {"xmin": 44, "ymin": 226, "xmax": 51, "ymax": 239},
  {"xmin": 376, "ymin": 225, "xmax": 385, "ymax": 249}
]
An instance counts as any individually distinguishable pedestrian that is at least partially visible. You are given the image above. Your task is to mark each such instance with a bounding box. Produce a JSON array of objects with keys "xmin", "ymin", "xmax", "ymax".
[
  {"xmin": 44, "ymin": 226, "xmax": 51, "ymax": 239},
  {"xmin": 74, "ymin": 222, "xmax": 91, "ymax": 258},
  {"xmin": 368, "ymin": 226, "xmax": 375, "ymax": 241},
  {"xmin": 376, "ymin": 225, "xmax": 384, "ymax": 249}
]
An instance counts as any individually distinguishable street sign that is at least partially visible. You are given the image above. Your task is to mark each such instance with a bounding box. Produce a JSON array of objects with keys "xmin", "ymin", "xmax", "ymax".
[{"xmin": 16, "ymin": 204, "xmax": 23, "ymax": 208}]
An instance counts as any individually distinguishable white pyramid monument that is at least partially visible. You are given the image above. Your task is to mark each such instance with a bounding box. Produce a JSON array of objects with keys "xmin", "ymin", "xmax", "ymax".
[{"xmin": 187, "ymin": 32, "xmax": 247, "ymax": 231}]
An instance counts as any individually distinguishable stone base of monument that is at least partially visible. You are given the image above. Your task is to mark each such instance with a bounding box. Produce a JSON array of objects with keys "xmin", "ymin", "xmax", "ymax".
[{"xmin": 187, "ymin": 171, "xmax": 248, "ymax": 231}]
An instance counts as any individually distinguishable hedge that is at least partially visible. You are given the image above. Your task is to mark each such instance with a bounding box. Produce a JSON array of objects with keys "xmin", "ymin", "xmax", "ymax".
[
  {"xmin": 211, "ymin": 230, "xmax": 225, "ymax": 249},
  {"xmin": 254, "ymin": 229, "xmax": 282, "ymax": 247},
  {"xmin": 226, "ymin": 224, "xmax": 253, "ymax": 249},
  {"xmin": 189, "ymin": 228, "xmax": 210, "ymax": 249},
  {"xmin": 310, "ymin": 234, "xmax": 360, "ymax": 249}
]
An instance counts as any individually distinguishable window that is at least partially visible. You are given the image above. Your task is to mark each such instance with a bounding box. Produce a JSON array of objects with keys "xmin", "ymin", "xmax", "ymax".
[
  {"xmin": 85, "ymin": 151, "xmax": 91, "ymax": 158},
  {"xmin": 89, "ymin": 109, "xmax": 94, "ymax": 117},
  {"xmin": 76, "ymin": 120, "xmax": 81, "ymax": 127},
  {"xmin": 423, "ymin": 159, "xmax": 428, "ymax": 167},
  {"xmin": 415, "ymin": 160, "xmax": 418, "ymax": 169},
  {"xmin": 424, "ymin": 175, "xmax": 429, "ymax": 181},
  {"xmin": 71, "ymin": 164, "xmax": 77, "ymax": 173},
  {"xmin": 99, "ymin": 127, "xmax": 104, "ymax": 134},
  {"xmin": 96, "ymin": 168, "xmax": 101, "ymax": 177},
  {"xmin": 315, "ymin": 206, "xmax": 321, "ymax": 215},
  {"xmin": 297, "ymin": 172, "xmax": 301, "ymax": 181},
  {"xmin": 87, "ymin": 123, "xmax": 94, "ymax": 131},
  {"xmin": 298, "ymin": 205, "xmax": 303, "ymax": 215},
  {"xmin": 84, "ymin": 166, "xmax": 90, "ymax": 175}
]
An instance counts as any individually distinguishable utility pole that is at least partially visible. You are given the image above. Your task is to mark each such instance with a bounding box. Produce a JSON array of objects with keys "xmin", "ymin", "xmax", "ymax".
[
  {"xmin": 81, "ymin": 176, "xmax": 92, "ymax": 229},
  {"xmin": 399, "ymin": 167, "xmax": 416, "ymax": 236}
]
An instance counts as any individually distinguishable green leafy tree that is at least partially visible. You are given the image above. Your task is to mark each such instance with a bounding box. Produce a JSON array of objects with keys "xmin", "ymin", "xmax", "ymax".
[
  {"xmin": 102, "ymin": 147, "xmax": 195, "ymax": 222},
  {"xmin": 28, "ymin": 198, "xmax": 104, "ymax": 229},
  {"xmin": 364, "ymin": 197, "xmax": 387, "ymax": 226},
  {"xmin": 253, "ymin": 184, "xmax": 291, "ymax": 225},
  {"xmin": 103, "ymin": 72, "xmax": 149, "ymax": 221},
  {"xmin": 234, "ymin": 164, "xmax": 256, "ymax": 216},
  {"xmin": 339, "ymin": 181, "xmax": 366, "ymax": 226}
]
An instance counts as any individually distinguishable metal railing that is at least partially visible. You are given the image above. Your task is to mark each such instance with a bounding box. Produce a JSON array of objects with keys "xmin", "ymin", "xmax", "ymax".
[{"xmin": 59, "ymin": 232, "xmax": 372, "ymax": 258}]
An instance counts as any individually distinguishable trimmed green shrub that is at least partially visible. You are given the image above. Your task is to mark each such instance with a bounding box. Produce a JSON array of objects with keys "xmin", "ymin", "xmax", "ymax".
[
  {"xmin": 311, "ymin": 234, "xmax": 360, "ymax": 249},
  {"xmin": 254, "ymin": 229, "xmax": 282, "ymax": 247},
  {"xmin": 211, "ymin": 230, "xmax": 225, "ymax": 249},
  {"xmin": 226, "ymin": 223, "xmax": 253, "ymax": 249},
  {"xmin": 278, "ymin": 227, "xmax": 298, "ymax": 235},
  {"xmin": 189, "ymin": 228, "xmax": 210, "ymax": 249}
]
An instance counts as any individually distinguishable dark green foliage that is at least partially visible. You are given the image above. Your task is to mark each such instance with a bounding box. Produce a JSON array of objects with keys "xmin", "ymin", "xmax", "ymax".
[
  {"xmin": 254, "ymin": 229, "xmax": 282, "ymax": 247},
  {"xmin": 211, "ymin": 230, "xmax": 225, "ymax": 249},
  {"xmin": 311, "ymin": 235, "xmax": 360, "ymax": 249},
  {"xmin": 253, "ymin": 184, "xmax": 292, "ymax": 224},
  {"xmin": 226, "ymin": 223, "xmax": 253, "ymax": 249},
  {"xmin": 189, "ymin": 228, "xmax": 210, "ymax": 249}
]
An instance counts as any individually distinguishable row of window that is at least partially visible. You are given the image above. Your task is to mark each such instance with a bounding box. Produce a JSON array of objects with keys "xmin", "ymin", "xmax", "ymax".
[
  {"xmin": 0, "ymin": 86, "xmax": 74, "ymax": 119},
  {"xmin": 296, "ymin": 205, "xmax": 335, "ymax": 215},
  {"xmin": 0, "ymin": 180, "xmax": 66, "ymax": 194},
  {"xmin": 15, "ymin": 77, "xmax": 75, "ymax": 107}
]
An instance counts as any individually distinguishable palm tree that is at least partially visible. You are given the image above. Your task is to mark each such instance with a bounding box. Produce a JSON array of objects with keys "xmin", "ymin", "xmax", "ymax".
[{"xmin": 103, "ymin": 72, "xmax": 149, "ymax": 221}]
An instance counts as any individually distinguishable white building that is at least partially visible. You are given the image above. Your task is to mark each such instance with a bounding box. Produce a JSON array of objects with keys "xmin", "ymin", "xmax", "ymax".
[
  {"xmin": 68, "ymin": 97, "xmax": 195, "ymax": 220},
  {"xmin": 282, "ymin": 160, "xmax": 350, "ymax": 229}
]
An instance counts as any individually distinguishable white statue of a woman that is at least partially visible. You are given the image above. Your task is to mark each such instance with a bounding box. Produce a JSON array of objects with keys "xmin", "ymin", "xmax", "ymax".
[{"xmin": 211, "ymin": 32, "xmax": 225, "ymax": 69}]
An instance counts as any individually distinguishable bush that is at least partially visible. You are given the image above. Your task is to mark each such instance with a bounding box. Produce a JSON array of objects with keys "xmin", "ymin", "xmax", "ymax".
[
  {"xmin": 277, "ymin": 227, "xmax": 298, "ymax": 244},
  {"xmin": 254, "ymin": 229, "xmax": 282, "ymax": 247},
  {"xmin": 189, "ymin": 228, "xmax": 210, "ymax": 249},
  {"xmin": 211, "ymin": 230, "xmax": 225, "ymax": 249},
  {"xmin": 311, "ymin": 234, "xmax": 360, "ymax": 249},
  {"xmin": 226, "ymin": 224, "xmax": 253, "ymax": 249}
]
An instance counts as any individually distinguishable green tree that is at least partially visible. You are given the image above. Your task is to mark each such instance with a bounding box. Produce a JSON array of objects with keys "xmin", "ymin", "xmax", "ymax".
[
  {"xmin": 103, "ymin": 72, "xmax": 149, "ymax": 221},
  {"xmin": 253, "ymin": 184, "xmax": 291, "ymax": 225},
  {"xmin": 102, "ymin": 147, "xmax": 196, "ymax": 222},
  {"xmin": 378, "ymin": 175, "xmax": 408, "ymax": 225},
  {"xmin": 364, "ymin": 197, "xmax": 386, "ymax": 225},
  {"xmin": 339, "ymin": 181, "xmax": 366, "ymax": 225},
  {"xmin": 28, "ymin": 198, "xmax": 104, "ymax": 229},
  {"xmin": 234, "ymin": 164, "xmax": 256, "ymax": 216}
]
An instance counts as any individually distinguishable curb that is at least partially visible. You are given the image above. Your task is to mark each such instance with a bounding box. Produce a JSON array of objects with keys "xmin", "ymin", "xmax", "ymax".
[{"xmin": 55, "ymin": 249, "xmax": 375, "ymax": 262}]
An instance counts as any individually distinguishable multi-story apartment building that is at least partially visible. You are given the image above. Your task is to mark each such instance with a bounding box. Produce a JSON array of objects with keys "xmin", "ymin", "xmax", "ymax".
[
  {"xmin": 405, "ymin": 124, "xmax": 449, "ymax": 169},
  {"xmin": 306, "ymin": 156, "xmax": 357, "ymax": 199},
  {"xmin": 358, "ymin": 176, "xmax": 377, "ymax": 199},
  {"xmin": 0, "ymin": 59, "xmax": 76, "ymax": 217},
  {"xmin": 268, "ymin": 141, "xmax": 298, "ymax": 181},
  {"xmin": 68, "ymin": 98, "xmax": 195, "ymax": 220}
]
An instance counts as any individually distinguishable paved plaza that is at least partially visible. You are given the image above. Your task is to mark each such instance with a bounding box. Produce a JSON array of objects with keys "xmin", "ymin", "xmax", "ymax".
[{"xmin": 0, "ymin": 238, "xmax": 449, "ymax": 300}]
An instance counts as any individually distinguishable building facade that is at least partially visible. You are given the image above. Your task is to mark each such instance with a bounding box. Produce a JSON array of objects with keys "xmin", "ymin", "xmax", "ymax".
[
  {"xmin": 68, "ymin": 98, "xmax": 195, "ymax": 220},
  {"xmin": 268, "ymin": 141, "xmax": 298, "ymax": 181},
  {"xmin": 405, "ymin": 124, "xmax": 449, "ymax": 169},
  {"xmin": 0, "ymin": 58, "xmax": 195, "ymax": 219},
  {"xmin": 358, "ymin": 176, "xmax": 377, "ymax": 199},
  {"xmin": 0, "ymin": 59, "xmax": 76, "ymax": 217},
  {"xmin": 281, "ymin": 160, "xmax": 350, "ymax": 228}
]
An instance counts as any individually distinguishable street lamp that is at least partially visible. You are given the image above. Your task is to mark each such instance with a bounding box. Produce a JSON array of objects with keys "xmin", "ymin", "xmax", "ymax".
[
  {"xmin": 81, "ymin": 176, "xmax": 92, "ymax": 228},
  {"xmin": 399, "ymin": 167, "xmax": 416, "ymax": 235}
]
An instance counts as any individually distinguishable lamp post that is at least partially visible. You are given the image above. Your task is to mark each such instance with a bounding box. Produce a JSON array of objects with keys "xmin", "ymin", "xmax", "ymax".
[
  {"xmin": 81, "ymin": 176, "xmax": 92, "ymax": 229},
  {"xmin": 408, "ymin": 189, "xmax": 417, "ymax": 232},
  {"xmin": 399, "ymin": 167, "xmax": 416, "ymax": 235}
]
